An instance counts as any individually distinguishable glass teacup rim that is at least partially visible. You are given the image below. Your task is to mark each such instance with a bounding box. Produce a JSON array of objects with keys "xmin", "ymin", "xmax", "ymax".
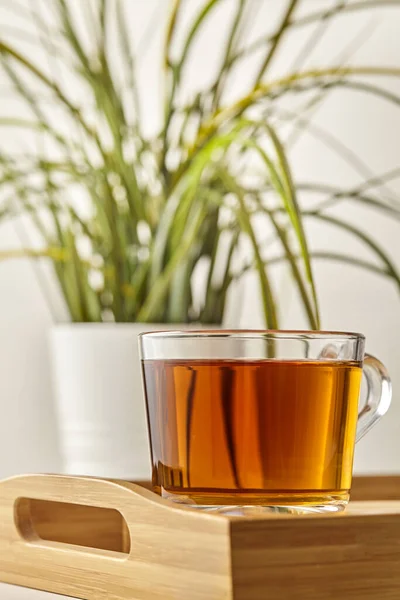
[{"xmin": 138, "ymin": 329, "xmax": 365, "ymax": 340}]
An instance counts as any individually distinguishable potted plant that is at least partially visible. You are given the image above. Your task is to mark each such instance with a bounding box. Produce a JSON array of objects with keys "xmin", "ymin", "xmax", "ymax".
[{"xmin": 0, "ymin": 0, "xmax": 399, "ymax": 479}]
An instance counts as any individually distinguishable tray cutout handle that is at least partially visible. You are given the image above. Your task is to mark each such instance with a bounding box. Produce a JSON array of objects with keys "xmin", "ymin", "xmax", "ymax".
[
  {"xmin": 15, "ymin": 497, "xmax": 131, "ymax": 555},
  {"xmin": 0, "ymin": 474, "xmax": 167, "ymax": 561},
  {"xmin": 0, "ymin": 474, "xmax": 233, "ymax": 600}
]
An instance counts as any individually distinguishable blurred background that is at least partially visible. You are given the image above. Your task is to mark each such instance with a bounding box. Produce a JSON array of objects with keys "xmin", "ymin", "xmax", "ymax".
[{"xmin": 0, "ymin": 0, "xmax": 399, "ymax": 480}]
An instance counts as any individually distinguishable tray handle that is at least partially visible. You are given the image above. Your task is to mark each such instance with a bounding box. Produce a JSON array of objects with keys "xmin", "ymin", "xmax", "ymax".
[
  {"xmin": 0, "ymin": 475, "xmax": 231, "ymax": 599},
  {"xmin": 0, "ymin": 473, "xmax": 189, "ymax": 558}
]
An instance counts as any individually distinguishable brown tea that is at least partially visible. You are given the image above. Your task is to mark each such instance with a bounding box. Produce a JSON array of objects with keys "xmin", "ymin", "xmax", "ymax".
[{"xmin": 142, "ymin": 359, "xmax": 362, "ymax": 506}]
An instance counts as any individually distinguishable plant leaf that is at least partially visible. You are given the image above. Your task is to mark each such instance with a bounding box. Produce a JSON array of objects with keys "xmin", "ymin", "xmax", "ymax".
[
  {"xmin": 267, "ymin": 210, "xmax": 319, "ymax": 329},
  {"xmin": 253, "ymin": 0, "xmax": 300, "ymax": 85},
  {"xmin": 230, "ymin": 1, "xmax": 400, "ymax": 68},
  {"xmin": 297, "ymin": 182, "xmax": 400, "ymax": 217},
  {"xmin": 305, "ymin": 212, "xmax": 400, "ymax": 293},
  {"xmin": 218, "ymin": 169, "xmax": 278, "ymax": 329}
]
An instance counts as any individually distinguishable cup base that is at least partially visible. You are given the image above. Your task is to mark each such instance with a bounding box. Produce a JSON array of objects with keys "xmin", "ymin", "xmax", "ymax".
[
  {"xmin": 185, "ymin": 503, "xmax": 346, "ymax": 515},
  {"xmin": 159, "ymin": 487, "xmax": 349, "ymax": 515}
]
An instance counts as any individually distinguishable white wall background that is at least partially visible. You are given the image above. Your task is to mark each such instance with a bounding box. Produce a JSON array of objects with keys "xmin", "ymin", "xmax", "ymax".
[{"xmin": 0, "ymin": 0, "xmax": 399, "ymax": 479}]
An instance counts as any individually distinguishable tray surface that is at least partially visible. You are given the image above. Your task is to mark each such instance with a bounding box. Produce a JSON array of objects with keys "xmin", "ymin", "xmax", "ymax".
[{"xmin": 0, "ymin": 474, "xmax": 399, "ymax": 600}]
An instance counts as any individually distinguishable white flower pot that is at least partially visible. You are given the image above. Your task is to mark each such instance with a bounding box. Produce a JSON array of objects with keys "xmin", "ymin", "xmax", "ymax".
[{"xmin": 50, "ymin": 323, "xmax": 183, "ymax": 480}]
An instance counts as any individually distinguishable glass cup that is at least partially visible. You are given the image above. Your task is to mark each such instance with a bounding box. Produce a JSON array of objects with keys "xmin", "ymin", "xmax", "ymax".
[{"xmin": 139, "ymin": 330, "xmax": 391, "ymax": 514}]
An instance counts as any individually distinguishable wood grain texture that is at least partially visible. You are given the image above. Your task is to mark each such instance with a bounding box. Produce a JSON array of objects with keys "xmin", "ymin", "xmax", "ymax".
[
  {"xmin": 0, "ymin": 475, "xmax": 400, "ymax": 600},
  {"xmin": 230, "ymin": 512, "xmax": 400, "ymax": 600},
  {"xmin": 0, "ymin": 475, "xmax": 232, "ymax": 600},
  {"xmin": 26, "ymin": 499, "xmax": 128, "ymax": 553},
  {"xmin": 27, "ymin": 476, "xmax": 398, "ymax": 554},
  {"xmin": 350, "ymin": 475, "xmax": 400, "ymax": 501}
]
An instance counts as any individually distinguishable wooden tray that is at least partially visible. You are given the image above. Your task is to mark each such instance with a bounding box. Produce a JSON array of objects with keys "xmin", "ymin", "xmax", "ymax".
[{"xmin": 0, "ymin": 475, "xmax": 399, "ymax": 600}]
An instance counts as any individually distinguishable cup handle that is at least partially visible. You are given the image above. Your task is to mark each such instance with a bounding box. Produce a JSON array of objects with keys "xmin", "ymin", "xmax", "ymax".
[{"xmin": 356, "ymin": 353, "xmax": 392, "ymax": 442}]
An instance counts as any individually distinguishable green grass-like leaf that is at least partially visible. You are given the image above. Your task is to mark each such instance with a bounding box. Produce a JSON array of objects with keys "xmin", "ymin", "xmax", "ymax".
[{"xmin": 0, "ymin": 0, "xmax": 399, "ymax": 326}]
